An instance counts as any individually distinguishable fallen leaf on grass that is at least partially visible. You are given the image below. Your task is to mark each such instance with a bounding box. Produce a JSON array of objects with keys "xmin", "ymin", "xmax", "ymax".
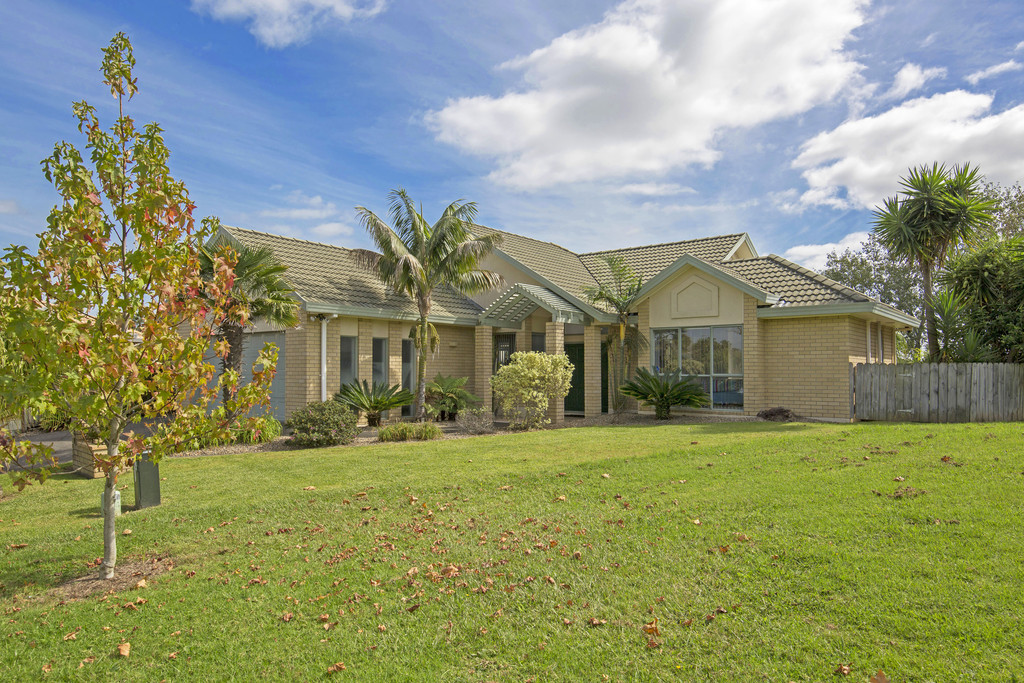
[
  {"xmin": 682, "ymin": 618, "xmax": 693, "ymax": 627},
  {"xmin": 327, "ymin": 662, "xmax": 347, "ymax": 674},
  {"xmin": 869, "ymin": 671, "xmax": 890, "ymax": 683},
  {"xmin": 692, "ymin": 519, "xmax": 702, "ymax": 525},
  {"xmin": 168, "ymin": 652, "xmax": 178, "ymax": 660},
  {"xmin": 134, "ymin": 579, "xmax": 147, "ymax": 589},
  {"xmin": 588, "ymin": 618, "xmax": 607, "ymax": 627},
  {"xmin": 406, "ymin": 604, "xmax": 419, "ymax": 613},
  {"xmin": 303, "ymin": 486, "xmax": 316, "ymax": 491},
  {"xmin": 834, "ymin": 663, "xmax": 851, "ymax": 676},
  {"xmin": 42, "ymin": 663, "xmax": 52, "ymax": 674},
  {"xmin": 8, "ymin": 543, "xmax": 27, "ymax": 550},
  {"xmin": 642, "ymin": 618, "xmax": 660, "ymax": 636},
  {"xmin": 281, "ymin": 612, "xmax": 293, "ymax": 622},
  {"xmin": 63, "ymin": 629, "xmax": 79, "ymax": 641},
  {"xmin": 646, "ymin": 639, "xmax": 660, "ymax": 649},
  {"xmin": 734, "ymin": 533, "xmax": 750, "ymax": 542},
  {"xmin": 78, "ymin": 657, "xmax": 95, "ymax": 668},
  {"xmin": 122, "ymin": 529, "xmax": 132, "ymax": 536},
  {"xmin": 601, "ymin": 474, "xmax": 610, "ymax": 479},
  {"xmin": 116, "ymin": 642, "xmax": 131, "ymax": 658}
]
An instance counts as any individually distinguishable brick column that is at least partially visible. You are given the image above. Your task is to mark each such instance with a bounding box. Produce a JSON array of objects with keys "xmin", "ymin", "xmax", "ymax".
[
  {"xmin": 388, "ymin": 322, "xmax": 404, "ymax": 387},
  {"xmin": 636, "ymin": 301, "xmax": 651, "ymax": 371},
  {"xmin": 741, "ymin": 295, "xmax": 763, "ymax": 416},
  {"xmin": 358, "ymin": 319, "xmax": 374, "ymax": 385},
  {"xmin": 474, "ymin": 326, "xmax": 493, "ymax": 413},
  {"xmin": 545, "ymin": 321, "xmax": 565, "ymax": 424},
  {"xmin": 583, "ymin": 324, "xmax": 602, "ymax": 418}
]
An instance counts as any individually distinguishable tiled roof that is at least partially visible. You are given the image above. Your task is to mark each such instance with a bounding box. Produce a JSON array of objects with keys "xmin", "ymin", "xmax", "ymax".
[
  {"xmin": 722, "ymin": 255, "xmax": 873, "ymax": 306},
  {"xmin": 220, "ymin": 226, "xmax": 484, "ymax": 321},
  {"xmin": 471, "ymin": 225, "xmax": 601, "ymax": 305},
  {"xmin": 580, "ymin": 234, "xmax": 746, "ymax": 283}
]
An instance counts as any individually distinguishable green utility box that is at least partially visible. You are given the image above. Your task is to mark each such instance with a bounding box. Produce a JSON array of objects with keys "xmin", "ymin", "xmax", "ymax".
[{"xmin": 133, "ymin": 453, "xmax": 161, "ymax": 509}]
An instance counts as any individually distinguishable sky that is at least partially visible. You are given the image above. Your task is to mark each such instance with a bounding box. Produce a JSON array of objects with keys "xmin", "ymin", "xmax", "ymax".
[{"xmin": 1, "ymin": 0, "xmax": 1023, "ymax": 270}]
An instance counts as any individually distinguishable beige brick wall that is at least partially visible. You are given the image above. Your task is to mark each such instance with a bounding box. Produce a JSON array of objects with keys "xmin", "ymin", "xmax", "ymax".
[
  {"xmin": 423, "ymin": 324, "xmax": 476, "ymax": 384},
  {"xmin": 848, "ymin": 317, "xmax": 869, "ymax": 365},
  {"xmin": 761, "ymin": 315, "xmax": 852, "ymax": 420},
  {"xmin": 741, "ymin": 295, "xmax": 765, "ymax": 416}
]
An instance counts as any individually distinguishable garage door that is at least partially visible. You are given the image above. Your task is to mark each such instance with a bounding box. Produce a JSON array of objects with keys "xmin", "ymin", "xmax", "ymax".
[{"xmin": 241, "ymin": 331, "xmax": 287, "ymax": 421}]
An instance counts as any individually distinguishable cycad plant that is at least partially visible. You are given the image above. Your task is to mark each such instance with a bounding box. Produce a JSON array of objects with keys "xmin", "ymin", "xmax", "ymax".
[
  {"xmin": 334, "ymin": 380, "xmax": 415, "ymax": 427},
  {"xmin": 619, "ymin": 368, "xmax": 709, "ymax": 419},
  {"xmin": 424, "ymin": 374, "xmax": 480, "ymax": 421}
]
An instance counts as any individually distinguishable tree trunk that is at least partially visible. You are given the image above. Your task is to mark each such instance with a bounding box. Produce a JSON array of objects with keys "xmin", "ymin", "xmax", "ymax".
[
  {"xmin": 100, "ymin": 448, "xmax": 119, "ymax": 580},
  {"xmin": 221, "ymin": 322, "xmax": 246, "ymax": 411},
  {"xmin": 922, "ymin": 263, "xmax": 939, "ymax": 360},
  {"xmin": 416, "ymin": 313, "xmax": 428, "ymax": 421}
]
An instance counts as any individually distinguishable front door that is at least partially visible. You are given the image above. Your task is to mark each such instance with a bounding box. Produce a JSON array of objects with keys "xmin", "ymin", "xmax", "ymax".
[{"xmin": 564, "ymin": 343, "xmax": 585, "ymax": 413}]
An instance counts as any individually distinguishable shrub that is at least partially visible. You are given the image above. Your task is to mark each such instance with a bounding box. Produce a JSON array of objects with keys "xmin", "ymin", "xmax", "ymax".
[
  {"xmin": 454, "ymin": 407, "xmax": 495, "ymax": 435},
  {"xmin": 334, "ymin": 380, "xmax": 414, "ymax": 427},
  {"xmin": 619, "ymin": 368, "xmax": 709, "ymax": 419},
  {"xmin": 377, "ymin": 422, "xmax": 443, "ymax": 442},
  {"xmin": 285, "ymin": 400, "xmax": 359, "ymax": 448},
  {"xmin": 38, "ymin": 405, "xmax": 74, "ymax": 432},
  {"xmin": 425, "ymin": 375, "xmax": 479, "ymax": 421},
  {"xmin": 232, "ymin": 415, "xmax": 283, "ymax": 444},
  {"xmin": 490, "ymin": 352, "xmax": 573, "ymax": 430}
]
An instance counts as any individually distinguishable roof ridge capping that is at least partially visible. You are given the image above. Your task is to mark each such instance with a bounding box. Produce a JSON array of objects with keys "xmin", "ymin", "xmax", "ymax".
[
  {"xmin": 471, "ymin": 224, "xmax": 584, "ymax": 258},
  {"xmin": 220, "ymin": 225, "xmax": 353, "ymax": 254},
  {"xmin": 580, "ymin": 232, "xmax": 747, "ymax": 258}
]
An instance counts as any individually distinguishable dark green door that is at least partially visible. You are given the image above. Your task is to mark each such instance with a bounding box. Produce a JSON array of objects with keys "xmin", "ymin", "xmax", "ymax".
[
  {"xmin": 601, "ymin": 344, "xmax": 609, "ymax": 413},
  {"xmin": 564, "ymin": 343, "xmax": 585, "ymax": 413}
]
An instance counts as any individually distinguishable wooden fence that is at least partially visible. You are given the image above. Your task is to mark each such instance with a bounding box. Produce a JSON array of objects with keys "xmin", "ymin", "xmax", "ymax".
[{"xmin": 850, "ymin": 362, "xmax": 1024, "ymax": 422}]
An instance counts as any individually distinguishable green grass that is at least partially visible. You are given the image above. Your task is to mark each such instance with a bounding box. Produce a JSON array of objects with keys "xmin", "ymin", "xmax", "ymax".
[{"xmin": 2, "ymin": 421, "xmax": 1023, "ymax": 681}]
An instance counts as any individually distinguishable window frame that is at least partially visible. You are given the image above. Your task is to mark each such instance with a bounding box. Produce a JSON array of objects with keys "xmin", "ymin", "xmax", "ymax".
[{"xmin": 650, "ymin": 324, "xmax": 744, "ymax": 411}]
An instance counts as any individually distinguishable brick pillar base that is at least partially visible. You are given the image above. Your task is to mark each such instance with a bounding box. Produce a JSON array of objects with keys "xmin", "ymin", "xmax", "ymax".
[
  {"xmin": 583, "ymin": 325, "xmax": 602, "ymax": 417},
  {"xmin": 72, "ymin": 433, "xmax": 105, "ymax": 479}
]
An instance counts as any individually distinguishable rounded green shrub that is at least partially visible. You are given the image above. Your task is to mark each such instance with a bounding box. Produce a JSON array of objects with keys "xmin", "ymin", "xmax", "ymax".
[{"xmin": 285, "ymin": 400, "xmax": 359, "ymax": 448}]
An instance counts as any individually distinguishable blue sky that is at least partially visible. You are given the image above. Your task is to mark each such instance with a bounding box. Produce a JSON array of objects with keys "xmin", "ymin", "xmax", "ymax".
[{"xmin": 2, "ymin": 0, "xmax": 1023, "ymax": 269}]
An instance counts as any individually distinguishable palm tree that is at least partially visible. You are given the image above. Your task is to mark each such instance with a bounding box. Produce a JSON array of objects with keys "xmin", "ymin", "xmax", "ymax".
[
  {"xmin": 582, "ymin": 254, "xmax": 647, "ymax": 412},
  {"xmin": 199, "ymin": 244, "xmax": 300, "ymax": 407},
  {"xmin": 873, "ymin": 163, "xmax": 994, "ymax": 359},
  {"xmin": 355, "ymin": 189, "xmax": 503, "ymax": 420}
]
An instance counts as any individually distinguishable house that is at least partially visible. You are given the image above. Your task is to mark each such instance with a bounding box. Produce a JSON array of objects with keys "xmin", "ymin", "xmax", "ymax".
[{"xmin": 216, "ymin": 225, "xmax": 918, "ymax": 423}]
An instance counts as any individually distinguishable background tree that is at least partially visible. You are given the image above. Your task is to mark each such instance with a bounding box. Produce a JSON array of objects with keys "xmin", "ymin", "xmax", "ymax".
[
  {"xmin": 821, "ymin": 232, "xmax": 924, "ymax": 354},
  {"xmin": 355, "ymin": 189, "xmax": 503, "ymax": 420},
  {"xmin": 873, "ymin": 162, "xmax": 994, "ymax": 359},
  {"xmin": 0, "ymin": 34, "xmax": 276, "ymax": 579},
  {"xmin": 582, "ymin": 254, "xmax": 647, "ymax": 412},
  {"xmin": 940, "ymin": 236, "xmax": 1024, "ymax": 361},
  {"xmin": 981, "ymin": 181, "xmax": 1024, "ymax": 239},
  {"xmin": 199, "ymin": 243, "xmax": 299, "ymax": 409}
]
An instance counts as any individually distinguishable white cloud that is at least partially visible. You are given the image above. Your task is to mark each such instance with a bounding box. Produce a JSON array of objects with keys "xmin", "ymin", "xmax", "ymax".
[
  {"xmin": 0, "ymin": 199, "xmax": 21, "ymax": 214},
  {"xmin": 261, "ymin": 191, "xmax": 338, "ymax": 220},
  {"xmin": 783, "ymin": 230, "xmax": 869, "ymax": 270},
  {"xmin": 190, "ymin": 0, "xmax": 385, "ymax": 48},
  {"xmin": 310, "ymin": 221, "xmax": 354, "ymax": 237},
  {"xmin": 965, "ymin": 60, "xmax": 1023, "ymax": 85},
  {"xmin": 793, "ymin": 90, "xmax": 1024, "ymax": 209},
  {"xmin": 882, "ymin": 63, "xmax": 946, "ymax": 100},
  {"xmin": 427, "ymin": 0, "xmax": 868, "ymax": 190},
  {"xmin": 612, "ymin": 183, "xmax": 695, "ymax": 196},
  {"xmin": 1015, "ymin": 41, "xmax": 1024, "ymax": 52}
]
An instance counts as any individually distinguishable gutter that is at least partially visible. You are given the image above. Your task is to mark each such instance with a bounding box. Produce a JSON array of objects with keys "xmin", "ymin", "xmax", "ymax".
[{"xmin": 756, "ymin": 302, "xmax": 920, "ymax": 329}]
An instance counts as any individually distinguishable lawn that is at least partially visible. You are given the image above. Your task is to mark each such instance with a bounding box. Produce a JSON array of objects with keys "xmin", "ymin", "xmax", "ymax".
[{"xmin": 1, "ymin": 421, "xmax": 1022, "ymax": 681}]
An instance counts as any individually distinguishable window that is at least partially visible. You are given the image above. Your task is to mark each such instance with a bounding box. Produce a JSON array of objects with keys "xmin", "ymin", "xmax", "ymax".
[
  {"xmin": 339, "ymin": 336, "xmax": 357, "ymax": 387},
  {"xmin": 652, "ymin": 325, "xmax": 743, "ymax": 409},
  {"xmin": 372, "ymin": 338, "xmax": 388, "ymax": 385},
  {"xmin": 531, "ymin": 332, "xmax": 546, "ymax": 352}
]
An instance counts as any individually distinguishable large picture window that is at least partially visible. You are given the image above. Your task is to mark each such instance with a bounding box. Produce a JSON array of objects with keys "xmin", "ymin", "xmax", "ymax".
[{"xmin": 652, "ymin": 325, "xmax": 743, "ymax": 409}]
